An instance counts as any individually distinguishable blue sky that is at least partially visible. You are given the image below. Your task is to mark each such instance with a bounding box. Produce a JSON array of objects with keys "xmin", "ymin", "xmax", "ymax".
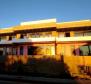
[{"xmin": 0, "ymin": 0, "xmax": 91, "ymax": 28}]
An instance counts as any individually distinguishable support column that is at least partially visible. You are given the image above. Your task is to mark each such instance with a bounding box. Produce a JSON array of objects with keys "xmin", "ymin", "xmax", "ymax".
[
  {"xmin": 52, "ymin": 31, "xmax": 58, "ymax": 37},
  {"xmin": 16, "ymin": 34, "xmax": 20, "ymax": 39},
  {"xmin": 17, "ymin": 47, "xmax": 20, "ymax": 56},
  {"xmin": 3, "ymin": 47, "xmax": 7, "ymax": 56},
  {"xmin": 75, "ymin": 45, "xmax": 80, "ymax": 55},
  {"xmin": 24, "ymin": 45, "xmax": 28, "ymax": 56},
  {"xmin": 70, "ymin": 31, "xmax": 74, "ymax": 37},
  {"xmin": 6, "ymin": 36, "xmax": 9, "ymax": 40},
  {"xmin": 52, "ymin": 31, "xmax": 58, "ymax": 55}
]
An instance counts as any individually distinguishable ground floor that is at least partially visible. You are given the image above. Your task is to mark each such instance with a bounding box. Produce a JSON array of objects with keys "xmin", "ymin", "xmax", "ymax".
[
  {"xmin": 0, "ymin": 43, "xmax": 56, "ymax": 56},
  {"xmin": 0, "ymin": 42, "xmax": 91, "ymax": 57},
  {"xmin": 0, "ymin": 41, "xmax": 91, "ymax": 78}
]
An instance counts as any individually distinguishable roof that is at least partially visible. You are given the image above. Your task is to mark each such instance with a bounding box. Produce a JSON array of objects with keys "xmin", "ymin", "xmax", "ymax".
[
  {"xmin": 20, "ymin": 18, "xmax": 56, "ymax": 25},
  {"xmin": 0, "ymin": 19, "xmax": 91, "ymax": 34},
  {"xmin": 57, "ymin": 20, "xmax": 91, "ymax": 29},
  {"xmin": 0, "ymin": 27, "xmax": 14, "ymax": 34}
]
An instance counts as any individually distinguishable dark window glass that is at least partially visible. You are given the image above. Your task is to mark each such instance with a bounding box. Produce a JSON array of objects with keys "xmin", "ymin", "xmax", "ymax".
[
  {"xmin": 65, "ymin": 32, "xmax": 70, "ymax": 37},
  {"xmin": 28, "ymin": 46, "xmax": 38, "ymax": 55},
  {"xmin": 0, "ymin": 48, "xmax": 3, "ymax": 55},
  {"xmin": 9, "ymin": 36, "xmax": 12, "ymax": 40},
  {"xmin": 20, "ymin": 46, "xmax": 23, "ymax": 55},
  {"xmin": 20, "ymin": 34, "xmax": 24, "ymax": 39}
]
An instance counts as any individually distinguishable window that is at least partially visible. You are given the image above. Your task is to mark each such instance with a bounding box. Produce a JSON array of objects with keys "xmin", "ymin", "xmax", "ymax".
[
  {"xmin": 58, "ymin": 32, "xmax": 65, "ymax": 37},
  {"xmin": 9, "ymin": 36, "xmax": 12, "ymax": 40},
  {"xmin": 74, "ymin": 32, "xmax": 84, "ymax": 37},
  {"xmin": 20, "ymin": 46, "xmax": 23, "ymax": 55},
  {"xmin": 28, "ymin": 32, "xmax": 44, "ymax": 38},
  {"xmin": 74, "ymin": 31, "xmax": 91, "ymax": 37},
  {"xmin": 84, "ymin": 32, "xmax": 91, "ymax": 36},
  {"xmin": 28, "ymin": 32, "xmax": 52, "ymax": 38},
  {"xmin": 6, "ymin": 47, "xmax": 12, "ymax": 55},
  {"xmin": 12, "ymin": 35, "xmax": 16, "ymax": 39},
  {"xmin": 20, "ymin": 34, "xmax": 24, "ymax": 39},
  {"xmin": 9, "ymin": 35, "xmax": 16, "ymax": 40},
  {"xmin": 73, "ymin": 45, "xmax": 91, "ymax": 56},
  {"xmin": 1, "ymin": 36, "xmax": 6, "ymax": 40},
  {"xmin": 0, "ymin": 48, "xmax": 3, "ymax": 55},
  {"xmin": 20, "ymin": 34, "xmax": 27, "ymax": 39},
  {"xmin": 79, "ymin": 45, "xmax": 91, "ymax": 56},
  {"xmin": 28, "ymin": 46, "xmax": 38, "ymax": 55},
  {"xmin": 12, "ymin": 47, "xmax": 17, "ymax": 55},
  {"xmin": 28, "ymin": 32, "xmax": 40, "ymax": 38},
  {"xmin": 44, "ymin": 32, "xmax": 52, "ymax": 37},
  {"xmin": 27, "ymin": 45, "xmax": 54, "ymax": 55},
  {"xmin": 65, "ymin": 32, "xmax": 70, "ymax": 37}
]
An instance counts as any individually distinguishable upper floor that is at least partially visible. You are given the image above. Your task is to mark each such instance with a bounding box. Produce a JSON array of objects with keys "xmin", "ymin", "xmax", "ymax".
[{"xmin": 0, "ymin": 19, "xmax": 91, "ymax": 43}]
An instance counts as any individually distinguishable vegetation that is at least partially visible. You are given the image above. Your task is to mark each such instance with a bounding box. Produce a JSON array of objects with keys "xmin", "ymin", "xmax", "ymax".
[{"xmin": 0, "ymin": 56, "xmax": 72, "ymax": 79}]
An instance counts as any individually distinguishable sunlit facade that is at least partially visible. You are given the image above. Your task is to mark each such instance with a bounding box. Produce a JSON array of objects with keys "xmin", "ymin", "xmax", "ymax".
[{"xmin": 0, "ymin": 19, "xmax": 91, "ymax": 78}]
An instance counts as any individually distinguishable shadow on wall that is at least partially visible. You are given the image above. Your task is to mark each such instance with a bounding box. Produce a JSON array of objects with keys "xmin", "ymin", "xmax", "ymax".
[
  {"xmin": 72, "ymin": 43, "xmax": 91, "ymax": 77},
  {"xmin": 0, "ymin": 55, "xmax": 74, "ymax": 79},
  {"xmin": 73, "ymin": 43, "xmax": 91, "ymax": 56}
]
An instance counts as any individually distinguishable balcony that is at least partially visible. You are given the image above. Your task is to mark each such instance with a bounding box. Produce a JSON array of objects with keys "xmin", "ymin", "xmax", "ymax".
[
  {"xmin": 28, "ymin": 37, "xmax": 55, "ymax": 42},
  {"xmin": 0, "ymin": 40, "xmax": 12, "ymax": 44},
  {"xmin": 12, "ymin": 37, "xmax": 55, "ymax": 43},
  {"xmin": 0, "ymin": 37, "xmax": 55, "ymax": 44},
  {"xmin": 56, "ymin": 36, "xmax": 91, "ymax": 42},
  {"xmin": 0, "ymin": 36, "xmax": 90, "ymax": 44}
]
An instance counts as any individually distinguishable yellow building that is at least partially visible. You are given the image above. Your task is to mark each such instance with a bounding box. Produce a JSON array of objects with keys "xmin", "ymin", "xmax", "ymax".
[{"xmin": 0, "ymin": 18, "xmax": 91, "ymax": 78}]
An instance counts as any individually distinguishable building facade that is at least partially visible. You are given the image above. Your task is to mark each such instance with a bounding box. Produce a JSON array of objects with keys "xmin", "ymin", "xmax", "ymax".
[{"xmin": 0, "ymin": 19, "xmax": 91, "ymax": 77}]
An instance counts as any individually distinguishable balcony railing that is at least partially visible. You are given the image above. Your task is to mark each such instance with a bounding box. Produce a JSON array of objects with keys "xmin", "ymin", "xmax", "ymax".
[
  {"xmin": 0, "ymin": 36, "xmax": 91, "ymax": 44},
  {"xmin": 0, "ymin": 37, "xmax": 55, "ymax": 44},
  {"xmin": 56, "ymin": 36, "xmax": 91, "ymax": 42},
  {"xmin": 0, "ymin": 40, "xmax": 12, "ymax": 44},
  {"xmin": 12, "ymin": 37, "xmax": 55, "ymax": 43}
]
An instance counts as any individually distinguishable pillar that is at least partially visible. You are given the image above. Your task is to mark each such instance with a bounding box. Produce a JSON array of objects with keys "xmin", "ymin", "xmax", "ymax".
[
  {"xmin": 16, "ymin": 34, "xmax": 20, "ymax": 39},
  {"xmin": 24, "ymin": 45, "xmax": 28, "ymax": 56}
]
